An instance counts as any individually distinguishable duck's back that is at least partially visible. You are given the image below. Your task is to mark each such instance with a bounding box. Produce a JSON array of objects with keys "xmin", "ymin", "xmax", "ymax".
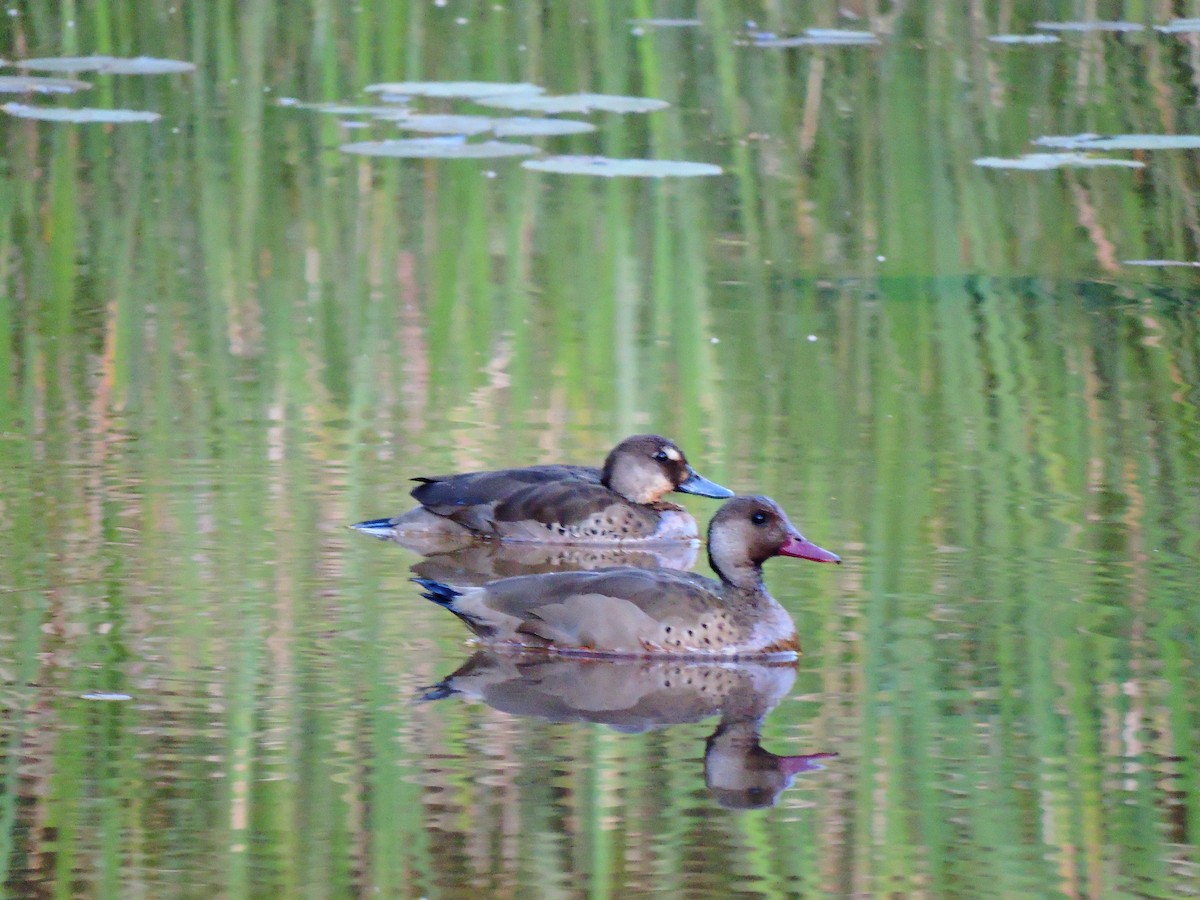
[
  {"xmin": 412, "ymin": 466, "xmax": 691, "ymax": 543},
  {"xmin": 411, "ymin": 464, "xmax": 601, "ymax": 510},
  {"xmin": 483, "ymin": 567, "xmax": 720, "ymax": 619}
]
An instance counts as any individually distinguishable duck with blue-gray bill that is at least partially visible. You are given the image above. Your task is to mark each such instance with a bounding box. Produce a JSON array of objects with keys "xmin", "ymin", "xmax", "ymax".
[{"xmin": 352, "ymin": 434, "xmax": 733, "ymax": 544}]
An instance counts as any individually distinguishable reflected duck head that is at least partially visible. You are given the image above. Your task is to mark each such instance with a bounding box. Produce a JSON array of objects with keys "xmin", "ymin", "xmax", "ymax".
[
  {"xmin": 707, "ymin": 496, "xmax": 841, "ymax": 590},
  {"xmin": 601, "ymin": 434, "xmax": 732, "ymax": 504},
  {"xmin": 705, "ymin": 726, "xmax": 837, "ymax": 809}
]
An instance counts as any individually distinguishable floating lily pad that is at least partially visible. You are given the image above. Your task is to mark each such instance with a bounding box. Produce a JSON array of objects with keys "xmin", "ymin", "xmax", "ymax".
[
  {"xmin": 1122, "ymin": 259, "xmax": 1200, "ymax": 267},
  {"xmin": 479, "ymin": 92, "xmax": 669, "ymax": 114},
  {"xmin": 372, "ymin": 110, "xmax": 596, "ymax": 138},
  {"xmin": 752, "ymin": 28, "xmax": 880, "ymax": 47},
  {"xmin": 278, "ymin": 99, "xmax": 410, "ymax": 115},
  {"xmin": 379, "ymin": 112, "xmax": 497, "ymax": 135},
  {"xmin": 974, "ymin": 152, "xmax": 1144, "ymax": 170},
  {"xmin": 1156, "ymin": 18, "xmax": 1200, "ymax": 33},
  {"xmin": 0, "ymin": 74, "xmax": 90, "ymax": 94},
  {"xmin": 371, "ymin": 92, "xmax": 422, "ymax": 104},
  {"xmin": 100, "ymin": 56, "xmax": 196, "ymax": 75},
  {"xmin": 627, "ymin": 18, "xmax": 702, "ymax": 27},
  {"xmin": 492, "ymin": 117, "xmax": 595, "ymax": 137},
  {"xmin": 752, "ymin": 35, "xmax": 878, "ymax": 47},
  {"xmin": 2, "ymin": 102, "xmax": 160, "ymax": 123},
  {"xmin": 16, "ymin": 55, "xmax": 195, "ymax": 74},
  {"xmin": 15, "ymin": 55, "xmax": 116, "ymax": 72},
  {"xmin": 1034, "ymin": 133, "xmax": 1200, "ymax": 150},
  {"xmin": 1033, "ymin": 20, "xmax": 1145, "ymax": 32},
  {"xmin": 797, "ymin": 28, "xmax": 880, "ymax": 43},
  {"xmin": 363, "ymin": 81, "xmax": 543, "ymax": 99},
  {"xmin": 989, "ymin": 33, "xmax": 1061, "ymax": 44},
  {"xmin": 340, "ymin": 138, "xmax": 540, "ymax": 159},
  {"xmin": 522, "ymin": 155, "xmax": 722, "ymax": 177}
]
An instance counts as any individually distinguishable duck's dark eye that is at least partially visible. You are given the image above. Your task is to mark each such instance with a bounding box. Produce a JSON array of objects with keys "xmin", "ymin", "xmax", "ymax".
[
  {"xmin": 654, "ymin": 450, "xmax": 669, "ymax": 462},
  {"xmin": 751, "ymin": 511, "xmax": 768, "ymax": 525}
]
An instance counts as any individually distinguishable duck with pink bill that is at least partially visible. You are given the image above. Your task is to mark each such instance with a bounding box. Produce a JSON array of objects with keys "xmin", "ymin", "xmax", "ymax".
[{"xmin": 413, "ymin": 495, "xmax": 840, "ymax": 659}]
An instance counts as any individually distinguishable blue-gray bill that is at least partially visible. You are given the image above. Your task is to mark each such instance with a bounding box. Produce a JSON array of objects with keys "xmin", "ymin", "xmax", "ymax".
[{"xmin": 674, "ymin": 469, "xmax": 734, "ymax": 499}]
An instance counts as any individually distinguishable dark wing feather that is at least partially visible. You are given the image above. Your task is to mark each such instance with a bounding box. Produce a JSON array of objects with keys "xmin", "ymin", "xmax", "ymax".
[
  {"xmin": 411, "ymin": 465, "xmax": 601, "ymax": 511},
  {"xmin": 482, "ymin": 567, "xmax": 719, "ymax": 625}
]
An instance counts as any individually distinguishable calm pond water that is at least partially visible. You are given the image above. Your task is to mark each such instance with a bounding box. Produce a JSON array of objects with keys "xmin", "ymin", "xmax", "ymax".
[{"xmin": 3, "ymin": 2, "xmax": 1200, "ymax": 897}]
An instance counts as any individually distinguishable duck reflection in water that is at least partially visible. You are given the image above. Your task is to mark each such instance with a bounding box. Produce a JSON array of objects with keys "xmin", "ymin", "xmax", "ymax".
[
  {"xmin": 406, "ymin": 537, "xmax": 699, "ymax": 586},
  {"xmin": 420, "ymin": 650, "xmax": 835, "ymax": 810}
]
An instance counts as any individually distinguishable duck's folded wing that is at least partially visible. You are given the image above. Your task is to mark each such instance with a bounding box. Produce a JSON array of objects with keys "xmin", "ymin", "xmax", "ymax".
[
  {"xmin": 481, "ymin": 569, "xmax": 717, "ymax": 651},
  {"xmin": 411, "ymin": 465, "xmax": 601, "ymax": 512}
]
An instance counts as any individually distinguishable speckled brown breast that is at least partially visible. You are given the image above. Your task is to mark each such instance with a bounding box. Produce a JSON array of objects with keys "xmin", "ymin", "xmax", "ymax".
[{"xmin": 485, "ymin": 483, "xmax": 699, "ymax": 544}]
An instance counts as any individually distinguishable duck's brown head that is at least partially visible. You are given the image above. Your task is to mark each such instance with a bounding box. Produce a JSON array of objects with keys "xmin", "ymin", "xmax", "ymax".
[
  {"xmin": 601, "ymin": 434, "xmax": 732, "ymax": 505},
  {"xmin": 707, "ymin": 495, "xmax": 840, "ymax": 589}
]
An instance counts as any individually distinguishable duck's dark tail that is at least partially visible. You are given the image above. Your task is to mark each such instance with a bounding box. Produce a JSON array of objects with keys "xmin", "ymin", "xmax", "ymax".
[
  {"xmin": 411, "ymin": 578, "xmax": 495, "ymax": 637},
  {"xmin": 415, "ymin": 651, "xmax": 493, "ymax": 702},
  {"xmin": 411, "ymin": 577, "xmax": 462, "ymax": 608},
  {"xmin": 415, "ymin": 680, "xmax": 457, "ymax": 702},
  {"xmin": 349, "ymin": 517, "xmax": 396, "ymax": 538}
]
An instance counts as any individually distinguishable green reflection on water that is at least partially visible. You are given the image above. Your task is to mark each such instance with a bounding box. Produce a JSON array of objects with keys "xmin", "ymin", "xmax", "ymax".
[{"xmin": 2, "ymin": 1, "xmax": 1199, "ymax": 897}]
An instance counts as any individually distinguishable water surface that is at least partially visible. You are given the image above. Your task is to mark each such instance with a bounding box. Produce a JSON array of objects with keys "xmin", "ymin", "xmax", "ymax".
[{"xmin": 2, "ymin": 2, "xmax": 1199, "ymax": 896}]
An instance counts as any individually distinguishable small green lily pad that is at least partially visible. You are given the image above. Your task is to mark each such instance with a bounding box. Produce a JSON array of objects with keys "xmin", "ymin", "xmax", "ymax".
[
  {"xmin": 278, "ymin": 99, "xmax": 410, "ymax": 115},
  {"xmin": 492, "ymin": 117, "xmax": 595, "ymax": 137},
  {"xmin": 1157, "ymin": 18, "xmax": 1200, "ymax": 33},
  {"xmin": 479, "ymin": 92, "xmax": 669, "ymax": 114},
  {"xmin": 627, "ymin": 18, "xmax": 702, "ymax": 27},
  {"xmin": 805, "ymin": 28, "xmax": 877, "ymax": 41},
  {"xmin": 522, "ymin": 155, "xmax": 722, "ymax": 177},
  {"xmin": 380, "ymin": 113, "xmax": 497, "ymax": 135},
  {"xmin": 15, "ymin": 55, "xmax": 116, "ymax": 71},
  {"xmin": 2, "ymin": 102, "xmax": 160, "ymax": 123},
  {"xmin": 974, "ymin": 152, "xmax": 1143, "ymax": 170},
  {"xmin": 1034, "ymin": 133, "xmax": 1200, "ymax": 150},
  {"xmin": 16, "ymin": 55, "xmax": 195, "ymax": 74},
  {"xmin": 100, "ymin": 57, "xmax": 196, "ymax": 75},
  {"xmin": 753, "ymin": 28, "xmax": 880, "ymax": 47},
  {"xmin": 0, "ymin": 74, "xmax": 91, "ymax": 94},
  {"xmin": 1122, "ymin": 259, "xmax": 1200, "ymax": 267},
  {"xmin": 373, "ymin": 111, "xmax": 596, "ymax": 138},
  {"xmin": 989, "ymin": 34, "xmax": 1061, "ymax": 44},
  {"xmin": 340, "ymin": 138, "xmax": 540, "ymax": 159},
  {"xmin": 363, "ymin": 81, "xmax": 544, "ymax": 99},
  {"xmin": 1033, "ymin": 20, "xmax": 1145, "ymax": 32}
]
